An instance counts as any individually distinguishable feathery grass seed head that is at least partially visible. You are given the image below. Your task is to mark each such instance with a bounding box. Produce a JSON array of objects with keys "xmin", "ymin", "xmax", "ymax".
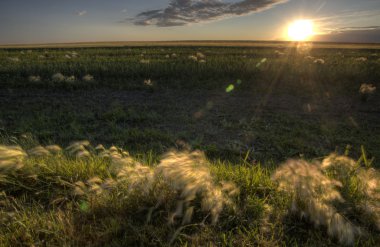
[
  {"xmin": 0, "ymin": 145, "xmax": 27, "ymax": 172},
  {"xmin": 272, "ymin": 159, "xmax": 360, "ymax": 245},
  {"xmin": 52, "ymin": 73, "xmax": 66, "ymax": 82},
  {"xmin": 28, "ymin": 76, "xmax": 41, "ymax": 83}
]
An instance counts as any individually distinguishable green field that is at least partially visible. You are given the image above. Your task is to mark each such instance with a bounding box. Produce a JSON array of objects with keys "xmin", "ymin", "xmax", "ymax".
[{"xmin": 0, "ymin": 42, "xmax": 379, "ymax": 246}]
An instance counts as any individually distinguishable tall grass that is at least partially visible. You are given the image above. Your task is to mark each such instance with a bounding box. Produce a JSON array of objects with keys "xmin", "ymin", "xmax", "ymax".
[{"xmin": 0, "ymin": 141, "xmax": 379, "ymax": 246}]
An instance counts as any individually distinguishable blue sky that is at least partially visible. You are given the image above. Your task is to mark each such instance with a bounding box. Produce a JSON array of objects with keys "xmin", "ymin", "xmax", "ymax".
[{"xmin": 0, "ymin": 0, "xmax": 379, "ymax": 44}]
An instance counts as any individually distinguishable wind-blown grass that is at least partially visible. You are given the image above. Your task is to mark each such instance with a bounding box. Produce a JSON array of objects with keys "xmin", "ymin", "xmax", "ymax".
[
  {"xmin": 272, "ymin": 153, "xmax": 380, "ymax": 246},
  {"xmin": 0, "ymin": 141, "xmax": 379, "ymax": 246}
]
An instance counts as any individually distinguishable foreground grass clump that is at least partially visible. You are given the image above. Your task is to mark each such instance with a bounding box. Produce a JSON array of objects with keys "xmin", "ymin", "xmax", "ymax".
[
  {"xmin": 0, "ymin": 142, "xmax": 379, "ymax": 246},
  {"xmin": 272, "ymin": 151, "xmax": 380, "ymax": 246}
]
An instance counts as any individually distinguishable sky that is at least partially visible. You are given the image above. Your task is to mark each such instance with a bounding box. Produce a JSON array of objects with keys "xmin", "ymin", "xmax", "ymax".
[{"xmin": 0, "ymin": 0, "xmax": 379, "ymax": 44}]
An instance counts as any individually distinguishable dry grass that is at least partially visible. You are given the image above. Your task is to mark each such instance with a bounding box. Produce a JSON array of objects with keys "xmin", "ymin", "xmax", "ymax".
[
  {"xmin": 272, "ymin": 159, "xmax": 359, "ymax": 245},
  {"xmin": 0, "ymin": 141, "xmax": 380, "ymax": 246},
  {"xmin": 156, "ymin": 150, "xmax": 238, "ymax": 224},
  {"xmin": 273, "ymin": 154, "xmax": 380, "ymax": 245},
  {"xmin": 0, "ymin": 145, "xmax": 26, "ymax": 172},
  {"xmin": 0, "ymin": 141, "xmax": 379, "ymax": 246}
]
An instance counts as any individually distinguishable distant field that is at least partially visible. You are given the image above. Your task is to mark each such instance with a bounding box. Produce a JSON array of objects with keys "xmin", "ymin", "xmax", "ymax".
[
  {"xmin": 1, "ymin": 40, "xmax": 380, "ymax": 49},
  {"xmin": 0, "ymin": 43, "xmax": 380, "ymax": 246},
  {"xmin": 0, "ymin": 43, "xmax": 379, "ymax": 161}
]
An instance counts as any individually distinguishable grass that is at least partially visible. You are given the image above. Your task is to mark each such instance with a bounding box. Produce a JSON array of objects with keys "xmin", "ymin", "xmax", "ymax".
[
  {"xmin": 0, "ymin": 142, "xmax": 379, "ymax": 246},
  {"xmin": 0, "ymin": 45, "xmax": 379, "ymax": 90},
  {"xmin": 0, "ymin": 44, "xmax": 379, "ymax": 162},
  {"xmin": 0, "ymin": 42, "xmax": 379, "ymax": 245}
]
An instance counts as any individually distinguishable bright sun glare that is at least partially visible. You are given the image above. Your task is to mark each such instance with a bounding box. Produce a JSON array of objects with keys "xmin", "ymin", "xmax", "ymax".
[{"xmin": 287, "ymin": 20, "xmax": 314, "ymax": 41}]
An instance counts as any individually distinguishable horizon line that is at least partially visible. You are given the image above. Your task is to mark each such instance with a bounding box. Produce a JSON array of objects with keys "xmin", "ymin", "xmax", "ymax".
[{"xmin": 1, "ymin": 40, "xmax": 380, "ymax": 49}]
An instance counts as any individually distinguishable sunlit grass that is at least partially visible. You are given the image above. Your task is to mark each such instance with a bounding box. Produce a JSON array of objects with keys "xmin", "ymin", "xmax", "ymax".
[{"xmin": 0, "ymin": 141, "xmax": 379, "ymax": 246}]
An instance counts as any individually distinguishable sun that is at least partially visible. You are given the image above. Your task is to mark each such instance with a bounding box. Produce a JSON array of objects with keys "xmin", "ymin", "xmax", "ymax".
[{"xmin": 287, "ymin": 20, "xmax": 314, "ymax": 41}]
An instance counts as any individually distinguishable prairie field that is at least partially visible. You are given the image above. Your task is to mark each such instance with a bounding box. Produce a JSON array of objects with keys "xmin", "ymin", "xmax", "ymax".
[{"xmin": 0, "ymin": 42, "xmax": 380, "ymax": 246}]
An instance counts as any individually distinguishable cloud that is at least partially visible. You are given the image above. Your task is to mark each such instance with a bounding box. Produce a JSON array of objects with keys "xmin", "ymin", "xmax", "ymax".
[
  {"xmin": 122, "ymin": 9, "xmax": 128, "ymax": 13},
  {"xmin": 315, "ymin": 10, "xmax": 380, "ymax": 22},
  {"xmin": 76, "ymin": 10, "xmax": 87, "ymax": 16},
  {"xmin": 314, "ymin": 26, "xmax": 380, "ymax": 43},
  {"xmin": 333, "ymin": 26, "xmax": 380, "ymax": 32},
  {"xmin": 131, "ymin": 0, "xmax": 288, "ymax": 27},
  {"xmin": 311, "ymin": 9, "xmax": 380, "ymax": 43}
]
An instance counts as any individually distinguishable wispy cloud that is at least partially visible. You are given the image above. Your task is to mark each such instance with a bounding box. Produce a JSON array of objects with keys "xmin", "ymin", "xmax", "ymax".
[
  {"xmin": 313, "ymin": 9, "xmax": 380, "ymax": 31},
  {"xmin": 333, "ymin": 26, "xmax": 380, "ymax": 32},
  {"xmin": 130, "ymin": 0, "xmax": 288, "ymax": 27},
  {"xmin": 314, "ymin": 26, "xmax": 380, "ymax": 43},
  {"xmin": 76, "ymin": 10, "xmax": 87, "ymax": 16},
  {"xmin": 315, "ymin": 9, "xmax": 380, "ymax": 21},
  {"xmin": 122, "ymin": 9, "xmax": 127, "ymax": 13}
]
